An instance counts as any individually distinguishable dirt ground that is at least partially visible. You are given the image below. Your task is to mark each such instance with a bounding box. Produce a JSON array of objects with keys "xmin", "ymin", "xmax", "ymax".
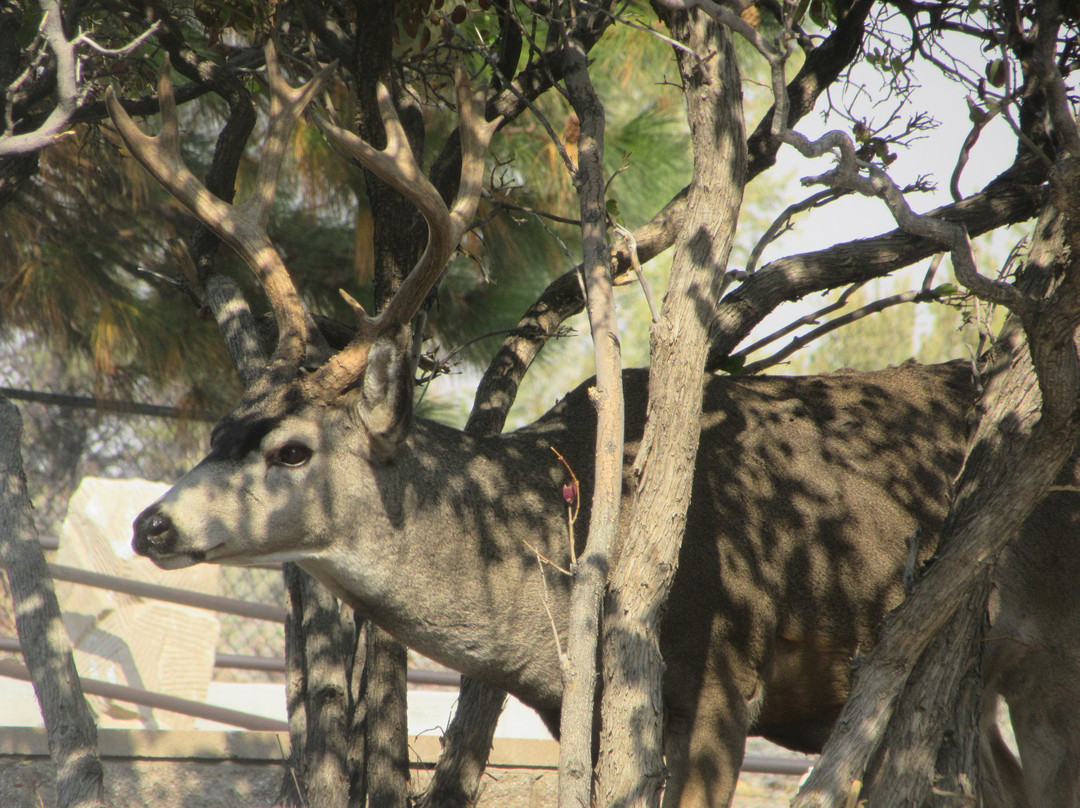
[
  {"xmin": 733, "ymin": 738, "xmax": 811, "ymax": 807},
  {"xmin": 733, "ymin": 772, "xmax": 803, "ymax": 807}
]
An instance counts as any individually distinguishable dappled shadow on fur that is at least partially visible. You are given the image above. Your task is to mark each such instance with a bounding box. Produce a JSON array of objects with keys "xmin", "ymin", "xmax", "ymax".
[
  {"xmin": 134, "ymin": 358, "xmax": 1080, "ymax": 807},
  {"xmin": 578, "ymin": 361, "xmax": 975, "ymax": 805}
]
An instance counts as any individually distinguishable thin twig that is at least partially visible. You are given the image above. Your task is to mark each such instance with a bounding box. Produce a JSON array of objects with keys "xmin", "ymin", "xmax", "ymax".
[
  {"xmin": 74, "ymin": 21, "xmax": 161, "ymax": 56},
  {"xmin": 551, "ymin": 446, "xmax": 581, "ymax": 565},
  {"xmin": 0, "ymin": 8, "xmax": 160, "ymax": 157},
  {"xmin": 668, "ymin": 0, "xmax": 1036, "ymax": 325},
  {"xmin": 533, "ymin": 550, "xmax": 567, "ymax": 661},
  {"xmin": 745, "ymin": 188, "xmax": 846, "ymax": 274},
  {"xmin": 741, "ymin": 287, "xmax": 941, "ymax": 374},
  {"xmin": 523, "ymin": 539, "xmax": 572, "ymax": 576},
  {"xmin": 613, "ymin": 223, "xmax": 660, "ymax": 323},
  {"xmin": 735, "ymin": 281, "xmax": 866, "ymax": 358},
  {"xmin": 921, "ymin": 253, "xmax": 944, "ymax": 291},
  {"xmin": 949, "ymin": 102, "xmax": 999, "ymax": 203},
  {"xmin": 483, "ymin": 191, "xmax": 583, "ymax": 226}
]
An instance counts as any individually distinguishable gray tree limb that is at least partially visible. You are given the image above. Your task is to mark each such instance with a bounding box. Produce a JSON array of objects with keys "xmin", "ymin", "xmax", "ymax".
[
  {"xmin": 793, "ymin": 159, "xmax": 1080, "ymax": 806},
  {"xmin": 0, "ymin": 397, "xmax": 107, "ymax": 808},
  {"xmin": 557, "ymin": 14, "xmax": 623, "ymax": 808},
  {"xmin": 279, "ymin": 564, "xmax": 355, "ymax": 806},
  {"xmin": 0, "ymin": 0, "xmax": 80, "ymax": 157},
  {"xmin": 595, "ymin": 6, "xmax": 746, "ymax": 806}
]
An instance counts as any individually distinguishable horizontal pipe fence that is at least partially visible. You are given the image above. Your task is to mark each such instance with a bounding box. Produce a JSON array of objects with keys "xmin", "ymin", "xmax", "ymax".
[{"xmin": 1, "ymin": 559, "xmax": 814, "ymax": 776}]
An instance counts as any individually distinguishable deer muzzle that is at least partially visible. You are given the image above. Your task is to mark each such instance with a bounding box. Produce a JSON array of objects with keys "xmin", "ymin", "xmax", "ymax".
[{"xmin": 132, "ymin": 505, "xmax": 197, "ymax": 566}]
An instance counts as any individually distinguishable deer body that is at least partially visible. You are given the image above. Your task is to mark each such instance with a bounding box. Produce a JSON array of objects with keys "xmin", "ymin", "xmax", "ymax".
[
  {"xmin": 134, "ymin": 359, "xmax": 1017, "ymax": 807},
  {"xmin": 113, "ymin": 49, "xmax": 1077, "ymax": 808}
]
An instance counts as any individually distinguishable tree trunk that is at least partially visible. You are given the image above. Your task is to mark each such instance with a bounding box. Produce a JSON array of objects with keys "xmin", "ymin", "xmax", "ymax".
[
  {"xmin": 279, "ymin": 563, "xmax": 357, "ymax": 807},
  {"xmin": 363, "ymin": 625, "xmax": 411, "ymax": 808},
  {"xmin": 557, "ymin": 23, "xmax": 622, "ymax": 808},
  {"xmin": 415, "ymin": 677, "xmax": 507, "ymax": 808},
  {"xmin": 280, "ymin": 6, "xmax": 424, "ymax": 805},
  {"xmin": 595, "ymin": 7, "xmax": 746, "ymax": 808},
  {"xmin": 0, "ymin": 397, "xmax": 107, "ymax": 808},
  {"xmin": 855, "ymin": 187, "xmax": 1080, "ymax": 807},
  {"xmin": 793, "ymin": 164, "xmax": 1080, "ymax": 808},
  {"xmin": 859, "ymin": 580, "xmax": 989, "ymax": 807}
]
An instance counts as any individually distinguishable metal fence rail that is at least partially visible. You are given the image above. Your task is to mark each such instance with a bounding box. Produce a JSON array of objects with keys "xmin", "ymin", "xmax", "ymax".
[
  {"xmin": 0, "ymin": 636, "xmax": 460, "ymax": 686},
  {"xmin": 1, "ymin": 563, "xmax": 815, "ymax": 776},
  {"xmin": 48, "ymin": 563, "xmax": 288, "ymax": 623},
  {"xmin": 0, "ymin": 659, "xmax": 287, "ymax": 732}
]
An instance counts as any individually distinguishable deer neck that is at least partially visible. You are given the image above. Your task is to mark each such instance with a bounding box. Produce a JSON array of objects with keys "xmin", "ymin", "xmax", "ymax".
[{"xmin": 298, "ymin": 416, "xmax": 573, "ymax": 710}]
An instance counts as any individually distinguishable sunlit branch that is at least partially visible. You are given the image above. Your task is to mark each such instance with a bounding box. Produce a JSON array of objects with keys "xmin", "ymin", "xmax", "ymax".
[
  {"xmin": 740, "ymin": 287, "xmax": 944, "ymax": 375},
  {"xmin": 745, "ymin": 188, "xmax": 846, "ymax": 274},
  {"xmin": 0, "ymin": 4, "xmax": 159, "ymax": 157},
  {"xmin": 613, "ymin": 223, "xmax": 660, "ymax": 323},
  {"xmin": 662, "ymin": 0, "xmax": 1035, "ymax": 323},
  {"xmin": 733, "ymin": 280, "xmax": 867, "ymax": 360}
]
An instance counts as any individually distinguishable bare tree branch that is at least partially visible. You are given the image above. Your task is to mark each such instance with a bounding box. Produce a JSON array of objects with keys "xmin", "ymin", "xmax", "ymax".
[
  {"xmin": 0, "ymin": 2, "xmax": 160, "ymax": 157},
  {"xmin": 0, "ymin": 1, "xmax": 80, "ymax": 157},
  {"xmin": 739, "ymin": 286, "xmax": 942, "ymax": 374},
  {"xmin": 1031, "ymin": 0, "xmax": 1080, "ymax": 159},
  {"xmin": 707, "ymin": 158, "xmax": 1047, "ymax": 366},
  {"xmin": 0, "ymin": 398, "xmax": 107, "ymax": 808},
  {"xmin": 596, "ymin": 6, "xmax": 745, "ymax": 807},
  {"xmin": 608, "ymin": 0, "xmax": 874, "ymax": 279},
  {"xmin": 557, "ymin": 15, "xmax": 622, "ymax": 808},
  {"xmin": 794, "ymin": 189, "xmax": 1080, "ymax": 806}
]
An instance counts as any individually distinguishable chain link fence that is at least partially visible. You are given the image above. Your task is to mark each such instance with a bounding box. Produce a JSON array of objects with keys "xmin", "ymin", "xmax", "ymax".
[
  {"xmin": 0, "ymin": 385, "xmax": 291, "ymax": 682},
  {"xmin": 214, "ymin": 565, "xmax": 287, "ymax": 683}
]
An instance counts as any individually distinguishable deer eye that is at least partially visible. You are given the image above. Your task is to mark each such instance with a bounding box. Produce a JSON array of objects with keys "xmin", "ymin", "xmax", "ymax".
[{"xmin": 268, "ymin": 442, "xmax": 312, "ymax": 468}]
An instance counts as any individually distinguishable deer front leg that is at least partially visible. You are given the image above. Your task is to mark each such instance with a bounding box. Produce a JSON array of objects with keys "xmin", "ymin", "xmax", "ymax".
[
  {"xmin": 662, "ymin": 673, "xmax": 755, "ymax": 808},
  {"xmin": 1001, "ymin": 655, "xmax": 1080, "ymax": 808}
]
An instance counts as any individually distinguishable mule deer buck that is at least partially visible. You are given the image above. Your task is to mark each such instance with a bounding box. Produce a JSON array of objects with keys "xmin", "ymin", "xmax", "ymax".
[{"xmin": 111, "ymin": 49, "xmax": 1079, "ymax": 808}]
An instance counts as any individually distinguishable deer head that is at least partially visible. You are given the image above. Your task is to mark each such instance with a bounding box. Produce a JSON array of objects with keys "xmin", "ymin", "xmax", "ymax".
[{"xmin": 117, "ymin": 45, "xmax": 500, "ymax": 571}]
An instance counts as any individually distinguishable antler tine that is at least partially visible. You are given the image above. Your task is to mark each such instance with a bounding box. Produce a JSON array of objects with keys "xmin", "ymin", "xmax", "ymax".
[
  {"xmin": 317, "ymin": 84, "xmax": 453, "ymax": 329},
  {"xmin": 376, "ymin": 65, "xmax": 502, "ymax": 332},
  {"xmin": 307, "ymin": 68, "xmax": 501, "ymax": 400},
  {"xmin": 242, "ymin": 42, "xmax": 337, "ymax": 228},
  {"xmin": 449, "ymin": 63, "xmax": 502, "ymax": 243},
  {"xmin": 106, "ymin": 45, "xmax": 334, "ymax": 369}
]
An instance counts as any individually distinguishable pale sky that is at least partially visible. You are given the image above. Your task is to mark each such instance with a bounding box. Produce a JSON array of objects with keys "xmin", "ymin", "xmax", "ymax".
[{"xmin": 737, "ymin": 22, "xmax": 1026, "ymax": 361}]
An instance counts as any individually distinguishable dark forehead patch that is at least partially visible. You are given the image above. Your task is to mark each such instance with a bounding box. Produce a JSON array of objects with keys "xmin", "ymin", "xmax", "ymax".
[
  {"xmin": 208, "ymin": 376, "xmax": 307, "ymax": 461},
  {"xmin": 209, "ymin": 414, "xmax": 282, "ymax": 461}
]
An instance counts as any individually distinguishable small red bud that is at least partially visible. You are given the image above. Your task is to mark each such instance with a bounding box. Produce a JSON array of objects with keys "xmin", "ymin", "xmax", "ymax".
[{"xmin": 562, "ymin": 482, "xmax": 578, "ymax": 507}]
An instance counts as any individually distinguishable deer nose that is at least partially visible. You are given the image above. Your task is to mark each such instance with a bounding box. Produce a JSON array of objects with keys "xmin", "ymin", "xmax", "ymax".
[{"xmin": 132, "ymin": 506, "xmax": 176, "ymax": 556}]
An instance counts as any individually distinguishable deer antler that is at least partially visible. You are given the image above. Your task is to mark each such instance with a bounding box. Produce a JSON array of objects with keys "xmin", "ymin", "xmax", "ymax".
[
  {"xmin": 106, "ymin": 43, "xmax": 335, "ymax": 368},
  {"xmin": 306, "ymin": 65, "xmax": 501, "ymax": 400}
]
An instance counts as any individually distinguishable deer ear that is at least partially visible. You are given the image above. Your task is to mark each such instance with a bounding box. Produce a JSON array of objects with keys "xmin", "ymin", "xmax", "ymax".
[{"xmin": 356, "ymin": 327, "xmax": 414, "ymax": 460}]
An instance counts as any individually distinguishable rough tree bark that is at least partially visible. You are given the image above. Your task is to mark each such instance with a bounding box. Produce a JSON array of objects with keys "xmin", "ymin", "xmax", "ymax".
[
  {"xmin": 362, "ymin": 624, "xmax": 411, "ymax": 808},
  {"xmin": 557, "ymin": 20, "xmax": 624, "ymax": 808},
  {"xmin": 0, "ymin": 398, "xmax": 107, "ymax": 808},
  {"xmin": 793, "ymin": 157, "xmax": 1080, "ymax": 807},
  {"xmin": 349, "ymin": 5, "xmax": 422, "ymax": 804},
  {"xmin": 280, "ymin": 565, "xmax": 358, "ymax": 807},
  {"xmin": 595, "ymin": 6, "xmax": 745, "ymax": 807},
  {"xmin": 414, "ymin": 676, "xmax": 507, "ymax": 808},
  {"xmin": 855, "ymin": 165, "xmax": 1080, "ymax": 806}
]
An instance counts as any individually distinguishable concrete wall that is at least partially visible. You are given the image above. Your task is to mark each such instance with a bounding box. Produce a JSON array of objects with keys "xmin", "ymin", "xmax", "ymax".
[{"xmin": 0, "ymin": 727, "xmax": 558, "ymax": 808}]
